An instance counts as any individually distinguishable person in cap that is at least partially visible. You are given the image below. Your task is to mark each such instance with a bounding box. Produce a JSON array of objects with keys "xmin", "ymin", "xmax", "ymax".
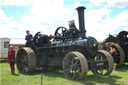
[
  {"xmin": 7, "ymin": 45, "xmax": 15, "ymax": 75},
  {"xmin": 25, "ymin": 30, "xmax": 33, "ymax": 41},
  {"xmin": 25, "ymin": 30, "xmax": 33, "ymax": 47}
]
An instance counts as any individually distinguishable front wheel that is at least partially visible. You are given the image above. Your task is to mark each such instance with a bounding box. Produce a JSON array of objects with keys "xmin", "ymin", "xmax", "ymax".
[
  {"xmin": 16, "ymin": 47, "xmax": 36, "ymax": 74},
  {"xmin": 63, "ymin": 51, "xmax": 88, "ymax": 80},
  {"xmin": 92, "ymin": 50, "xmax": 114, "ymax": 75}
]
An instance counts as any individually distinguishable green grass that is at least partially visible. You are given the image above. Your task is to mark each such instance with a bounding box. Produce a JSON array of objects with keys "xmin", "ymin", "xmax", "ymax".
[{"xmin": 0, "ymin": 59, "xmax": 128, "ymax": 85}]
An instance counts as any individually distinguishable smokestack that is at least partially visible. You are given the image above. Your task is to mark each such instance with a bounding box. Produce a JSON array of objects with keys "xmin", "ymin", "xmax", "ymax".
[{"xmin": 76, "ymin": 6, "xmax": 86, "ymax": 39}]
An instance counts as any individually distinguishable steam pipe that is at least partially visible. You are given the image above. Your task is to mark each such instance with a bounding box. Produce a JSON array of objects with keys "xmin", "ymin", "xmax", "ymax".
[{"xmin": 76, "ymin": 6, "xmax": 86, "ymax": 39}]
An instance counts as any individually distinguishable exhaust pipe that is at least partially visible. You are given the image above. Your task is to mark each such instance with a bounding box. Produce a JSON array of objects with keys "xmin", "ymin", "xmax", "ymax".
[{"xmin": 76, "ymin": 6, "xmax": 86, "ymax": 39}]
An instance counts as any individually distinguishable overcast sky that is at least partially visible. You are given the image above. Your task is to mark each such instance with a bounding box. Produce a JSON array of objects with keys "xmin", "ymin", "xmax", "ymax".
[{"xmin": 0, "ymin": 0, "xmax": 128, "ymax": 41}]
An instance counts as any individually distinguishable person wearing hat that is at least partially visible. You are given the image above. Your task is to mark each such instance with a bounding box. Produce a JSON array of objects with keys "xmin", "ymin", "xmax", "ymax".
[
  {"xmin": 25, "ymin": 30, "xmax": 33, "ymax": 41},
  {"xmin": 25, "ymin": 30, "xmax": 33, "ymax": 47},
  {"xmin": 7, "ymin": 46, "xmax": 15, "ymax": 75}
]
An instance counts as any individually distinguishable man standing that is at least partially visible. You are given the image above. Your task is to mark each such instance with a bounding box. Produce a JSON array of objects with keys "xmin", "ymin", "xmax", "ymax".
[
  {"xmin": 7, "ymin": 46, "xmax": 15, "ymax": 75},
  {"xmin": 25, "ymin": 30, "xmax": 33, "ymax": 41},
  {"xmin": 25, "ymin": 30, "xmax": 33, "ymax": 47}
]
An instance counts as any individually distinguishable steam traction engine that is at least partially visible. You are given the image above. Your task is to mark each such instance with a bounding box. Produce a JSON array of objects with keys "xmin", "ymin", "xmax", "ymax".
[
  {"xmin": 16, "ymin": 6, "xmax": 114, "ymax": 80},
  {"xmin": 101, "ymin": 31, "xmax": 128, "ymax": 66}
]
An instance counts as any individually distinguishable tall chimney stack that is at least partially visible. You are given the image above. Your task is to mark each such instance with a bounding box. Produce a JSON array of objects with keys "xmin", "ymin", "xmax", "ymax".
[{"xmin": 76, "ymin": 6, "xmax": 86, "ymax": 39}]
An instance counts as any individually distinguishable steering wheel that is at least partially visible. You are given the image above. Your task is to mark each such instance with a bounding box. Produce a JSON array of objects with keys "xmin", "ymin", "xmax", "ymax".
[{"xmin": 54, "ymin": 26, "xmax": 68, "ymax": 40}]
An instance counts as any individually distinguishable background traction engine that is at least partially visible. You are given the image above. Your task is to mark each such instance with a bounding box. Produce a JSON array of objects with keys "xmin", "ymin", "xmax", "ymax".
[
  {"xmin": 16, "ymin": 6, "xmax": 114, "ymax": 80},
  {"xmin": 99, "ymin": 31, "xmax": 128, "ymax": 66}
]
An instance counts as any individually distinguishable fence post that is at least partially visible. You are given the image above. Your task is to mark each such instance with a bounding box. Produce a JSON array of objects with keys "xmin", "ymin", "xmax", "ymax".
[{"xmin": 41, "ymin": 74, "xmax": 43, "ymax": 85}]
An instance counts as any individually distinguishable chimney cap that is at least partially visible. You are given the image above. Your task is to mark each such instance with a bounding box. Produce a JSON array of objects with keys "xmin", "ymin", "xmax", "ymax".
[{"xmin": 76, "ymin": 6, "xmax": 86, "ymax": 10}]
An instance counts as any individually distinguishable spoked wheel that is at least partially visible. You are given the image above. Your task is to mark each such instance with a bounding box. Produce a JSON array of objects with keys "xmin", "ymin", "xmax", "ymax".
[
  {"xmin": 92, "ymin": 50, "xmax": 114, "ymax": 75},
  {"xmin": 16, "ymin": 47, "xmax": 36, "ymax": 74},
  {"xmin": 54, "ymin": 26, "xmax": 68, "ymax": 39},
  {"xmin": 106, "ymin": 42, "xmax": 125, "ymax": 66},
  {"xmin": 63, "ymin": 51, "xmax": 88, "ymax": 80}
]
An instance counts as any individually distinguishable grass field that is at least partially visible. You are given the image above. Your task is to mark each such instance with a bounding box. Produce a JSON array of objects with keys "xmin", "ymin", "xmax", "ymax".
[{"xmin": 0, "ymin": 59, "xmax": 128, "ymax": 85}]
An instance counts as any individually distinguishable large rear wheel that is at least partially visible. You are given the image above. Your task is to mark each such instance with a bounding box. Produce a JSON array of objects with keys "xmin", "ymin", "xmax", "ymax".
[
  {"xmin": 63, "ymin": 51, "xmax": 88, "ymax": 80},
  {"xmin": 16, "ymin": 47, "xmax": 36, "ymax": 73},
  {"xmin": 105, "ymin": 42, "xmax": 125, "ymax": 66},
  {"xmin": 92, "ymin": 50, "xmax": 114, "ymax": 75}
]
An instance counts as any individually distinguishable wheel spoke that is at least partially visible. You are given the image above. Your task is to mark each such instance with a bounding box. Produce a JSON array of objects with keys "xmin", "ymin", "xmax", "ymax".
[
  {"xmin": 72, "ymin": 70, "xmax": 80, "ymax": 80},
  {"xmin": 64, "ymin": 58, "xmax": 72, "ymax": 64},
  {"xmin": 70, "ymin": 64, "xmax": 81, "ymax": 80}
]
